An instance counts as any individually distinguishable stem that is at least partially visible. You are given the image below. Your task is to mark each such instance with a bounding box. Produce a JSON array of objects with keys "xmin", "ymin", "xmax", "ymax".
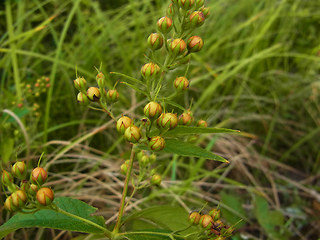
[
  {"xmin": 99, "ymin": 102, "xmax": 116, "ymax": 121},
  {"xmin": 113, "ymin": 145, "xmax": 135, "ymax": 234},
  {"xmin": 55, "ymin": 206, "xmax": 112, "ymax": 238}
]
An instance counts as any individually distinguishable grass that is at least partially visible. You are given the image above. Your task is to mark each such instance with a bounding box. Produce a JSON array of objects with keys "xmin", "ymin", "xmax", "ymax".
[{"xmin": 0, "ymin": 0, "xmax": 319, "ymax": 239}]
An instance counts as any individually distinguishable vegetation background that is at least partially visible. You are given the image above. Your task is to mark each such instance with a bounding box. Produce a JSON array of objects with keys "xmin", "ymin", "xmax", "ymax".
[{"xmin": 0, "ymin": 0, "xmax": 319, "ymax": 239}]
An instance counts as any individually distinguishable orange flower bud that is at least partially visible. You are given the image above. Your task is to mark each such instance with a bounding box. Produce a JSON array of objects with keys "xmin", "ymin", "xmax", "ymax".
[
  {"xmin": 189, "ymin": 11, "xmax": 205, "ymax": 28},
  {"xmin": 147, "ymin": 33, "xmax": 164, "ymax": 51},
  {"xmin": 36, "ymin": 187, "xmax": 54, "ymax": 206},
  {"xmin": 150, "ymin": 174, "xmax": 162, "ymax": 185},
  {"xmin": 174, "ymin": 76, "xmax": 189, "ymax": 91},
  {"xmin": 31, "ymin": 167, "xmax": 48, "ymax": 185},
  {"xmin": 106, "ymin": 89, "xmax": 119, "ymax": 103},
  {"xmin": 187, "ymin": 36, "xmax": 204, "ymax": 52},
  {"xmin": 144, "ymin": 102, "xmax": 162, "ymax": 119},
  {"xmin": 11, "ymin": 190, "xmax": 27, "ymax": 208},
  {"xmin": 197, "ymin": 119, "xmax": 208, "ymax": 127},
  {"xmin": 157, "ymin": 16, "xmax": 173, "ymax": 34},
  {"xmin": 170, "ymin": 39, "xmax": 187, "ymax": 56},
  {"xmin": 188, "ymin": 211, "xmax": 201, "ymax": 225},
  {"xmin": 149, "ymin": 136, "xmax": 166, "ymax": 151},
  {"xmin": 124, "ymin": 125, "xmax": 141, "ymax": 143}
]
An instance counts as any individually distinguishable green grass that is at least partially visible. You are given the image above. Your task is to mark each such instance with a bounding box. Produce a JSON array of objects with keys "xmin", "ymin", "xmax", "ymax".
[{"xmin": 0, "ymin": 0, "xmax": 319, "ymax": 239}]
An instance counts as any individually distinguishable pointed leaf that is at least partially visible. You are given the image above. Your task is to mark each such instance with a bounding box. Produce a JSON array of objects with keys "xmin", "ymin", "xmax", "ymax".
[
  {"xmin": 0, "ymin": 197, "xmax": 106, "ymax": 238},
  {"xmin": 164, "ymin": 126, "xmax": 239, "ymax": 136}
]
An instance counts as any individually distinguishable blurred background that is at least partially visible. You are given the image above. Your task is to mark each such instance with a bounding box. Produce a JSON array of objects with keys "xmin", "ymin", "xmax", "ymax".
[{"xmin": 0, "ymin": 0, "xmax": 319, "ymax": 239}]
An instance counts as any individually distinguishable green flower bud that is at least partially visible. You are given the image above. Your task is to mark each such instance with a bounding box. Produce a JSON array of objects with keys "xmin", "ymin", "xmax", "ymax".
[
  {"xmin": 179, "ymin": 113, "xmax": 193, "ymax": 125},
  {"xmin": 124, "ymin": 125, "xmax": 141, "ymax": 143},
  {"xmin": 12, "ymin": 161, "xmax": 27, "ymax": 179},
  {"xmin": 137, "ymin": 150, "xmax": 146, "ymax": 161},
  {"xmin": 139, "ymin": 155, "xmax": 150, "ymax": 167},
  {"xmin": 106, "ymin": 89, "xmax": 119, "ymax": 103},
  {"xmin": 73, "ymin": 77, "xmax": 87, "ymax": 92},
  {"xmin": 147, "ymin": 33, "xmax": 164, "ymax": 51},
  {"xmin": 195, "ymin": 0, "xmax": 205, "ymax": 8},
  {"xmin": 174, "ymin": 76, "xmax": 189, "ymax": 91},
  {"xmin": 11, "ymin": 190, "xmax": 27, "ymax": 209},
  {"xmin": 188, "ymin": 211, "xmax": 201, "ymax": 225},
  {"xmin": 30, "ymin": 167, "xmax": 48, "ymax": 185},
  {"xmin": 36, "ymin": 187, "xmax": 54, "ymax": 206},
  {"xmin": 20, "ymin": 180, "xmax": 30, "ymax": 193},
  {"xmin": 149, "ymin": 153, "xmax": 157, "ymax": 163},
  {"xmin": 28, "ymin": 184, "xmax": 39, "ymax": 196},
  {"xmin": 209, "ymin": 208, "xmax": 221, "ymax": 221},
  {"xmin": 157, "ymin": 16, "xmax": 173, "ymax": 34},
  {"xmin": 4, "ymin": 196, "xmax": 17, "ymax": 212},
  {"xmin": 120, "ymin": 163, "xmax": 128, "ymax": 175},
  {"xmin": 178, "ymin": 0, "xmax": 195, "ymax": 10},
  {"xmin": 197, "ymin": 119, "xmax": 208, "ymax": 127},
  {"xmin": 87, "ymin": 87, "xmax": 101, "ymax": 102},
  {"xmin": 200, "ymin": 6, "xmax": 210, "ymax": 18},
  {"xmin": 157, "ymin": 113, "xmax": 178, "ymax": 130},
  {"xmin": 1, "ymin": 170, "xmax": 13, "ymax": 186},
  {"xmin": 77, "ymin": 92, "xmax": 90, "ymax": 105},
  {"xmin": 189, "ymin": 11, "xmax": 205, "ymax": 28},
  {"xmin": 221, "ymin": 226, "xmax": 235, "ymax": 237},
  {"xmin": 141, "ymin": 62, "xmax": 161, "ymax": 79},
  {"xmin": 167, "ymin": 3, "xmax": 175, "ymax": 16},
  {"xmin": 199, "ymin": 214, "xmax": 213, "ymax": 229},
  {"xmin": 96, "ymin": 72, "xmax": 105, "ymax": 88},
  {"xmin": 144, "ymin": 102, "xmax": 162, "ymax": 119},
  {"xmin": 150, "ymin": 174, "xmax": 162, "ymax": 185},
  {"xmin": 116, "ymin": 116, "xmax": 132, "ymax": 134},
  {"xmin": 170, "ymin": 39, "xmax": 187, "ymax": 56},
  {"xmin": 149, "ymin": 136, "xmax": 166, "ymax": 151},
  {"xmin": 187, "ymin": 36, "xmax": 204, "ymax": 52},
  {"xmin": 141, "ymin": 117, "xmax": 151, "ymax": 126}
]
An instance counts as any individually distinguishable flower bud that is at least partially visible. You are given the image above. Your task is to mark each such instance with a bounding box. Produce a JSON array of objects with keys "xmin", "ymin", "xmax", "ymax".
[
  {"xmin": 157, "ymin": 16, "xmax": 173, "ymax": 34},
  {"xmin": 28, "ymin": 184, "xmax": 39, "ymax": 196},
  {"xmin": 170, "ymin": 39, "xmax": 187, "ymax": 56},
  {"xmin": 120, "ymin": 163, "xmax": 128, "ymax": 175},
  {"xmin": 199, "ymin": 214, "xmax": 213, "ymax": 229},
  {"xmin": 73, "ymin": 77, "xmax": 87, "ymax": 92},
  {"xmin": 200, "ymin": 6, "xmax": 210, "ymax": 18},
  {"xmin": 179, "ymin": 113, "xmax": 193, "ymax": 125},
  {"xmin": 12, "ymin": 161, "xmax": 27, "ymax": 179},
  {"xmin": 189, "ymin": 11, "xmax": 205, "ymax": 28},
  {"xmin": 149, "ymin": 153, "xmax": 157, "ymax": 163},
  {"xmin": 167, "ymin": 3, "xmax": 175, "ymax": 16},
  {"xmin": 106, "ymin": 89, "xmax": 119, "ymax": 103},
  {"xmin": 144, "ymin": 102, "xmax": 162, "ymax": 119},
  {"xmin": 20, "ymin": 180, "xmax": 30, "ymax": 193},
  {"xmin": 124, "ymin": 125, "xmax": 141, "ymax": 143},
  {"xmin": 157, "ymin": 113, "xmax": 178, "ymax": 130},
  {"xmin": 187, "ymin": 36, "xmax": 204, "ymax": 52},
  {"xmin": 150, "ymin": 174, "xmax": 162, "ymax": 185},
  {"xmin": 77, "ymin": 92, "xmax": 90, "ymax": 105},
  {"xmin": 116, "ymin": 116, "xmax": 132, "ymax": 134},
  {"xmin": 137, "ymin": 150, "xmax": 146, "ymax": 161},
  {"xmin": 149, "ymin": 136, "xmax": 166, "ymax": 151},
  {"xmin": 209, "ymin": 208, "xmax": 220, "ymax": 221},
  {"xmin": 171, "ymin": 0, "xmax": 179, "ymax": 5},
  {"xmin": 139, "ymin": 155, "xmax": 150, "ymax": 167},
  {"xmin": 197, "ymin": 119, "xmax": 208, "ymax": 127},
  {"xmin": 178, "ymin": 0, "xmax": 195, "ymax": 10},
  {"xmin": 4, "ymin": 196, "xmax": 17, "ymax": 212},
  {"xmin": 1, "ymin": 170, "xmax": 13, "ymax": 186},
  {"xmin": 141, "ymin": 117, "xmax": 151, "ymax": 126},
  {"xmin": 36, "ymin": 187, "xmax": 54, "ymax": 206},
  {"xmin": 188, "ymin": 211, "xmax": 201, "ymax": 225},
  {"xmin": 87, "ymin": 87, "xmax": 101, "ymax": 102},
  {"xmin": 147, "ymin": 33, "xmax": 164, "ymax": 51},
  {"xmin": 12, "ymin": 190, "xmax": 27, "ymax": 208},
  {"xmin": 195, "ymin": 0, "xmax": 205, "ymax": 8},
  {"xmin": 174, "ymin": 76, "xmax": 189, "ymax": 91},
  {"xmin": 141, "ymin": 62, "xmax": 161, "ymax": 79},
  {"xmin": 96, "ymin": 72, "xmax": 105, "ymax": 88},
  {"xmin": 221, "ymin": 226, "xmax": 235, "ymax": 237},
  {"xmin": 31, "ymin": 167, "xmax": 48, "ymax": 185}
]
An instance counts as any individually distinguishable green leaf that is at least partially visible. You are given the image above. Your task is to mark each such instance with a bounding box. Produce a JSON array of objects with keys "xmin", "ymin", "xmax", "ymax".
[
  {"xmin": 220, "ymin": 191, "xmax": 246, "ymax": 227},
  {"xmin": 164, "ymin": 139, "xmax": 228, "ymax": 163},
  {"xmin": 124, "ymin": 229, "xmax": 184, "ymax": 240},
  {"xmin": 164, "ymin": 126, "xmax": 239, "ymax": 136},
  {"xmin": 163, "ymin": 100, "xmax": 186, "ymax": 111},
  {"xmin": 120, "ymin": 81, "xmax": 149, "ymax": 98},
  {"xmin": 0, "ymin": 197, "xmax": 106, "ymax": 238},
  {"xmin": 123, "ymin": 205, "xmax": 192, "ymax": 233},
  {"xmin": 0, "ymin": 138, "xmax": 14, "ymax": 164},
  {"xmin": 110, "ymin": 71, "xmax": 144, "ymax": 85}
]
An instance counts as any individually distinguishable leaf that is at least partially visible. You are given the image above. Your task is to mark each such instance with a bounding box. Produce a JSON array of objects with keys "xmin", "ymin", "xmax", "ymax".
[
  {"xmin": 220, "ymin": 191, "xmax": 246, "ymax": 227},
  {"xmin": 0, "ymin": 197, "xmax": 106, "ymax": 238},
  {"xmin": 123, "ymin": 205, "xmax": 192, "ymax": 233},
  {"xmin": 120, "ymin": 81, "xmax": 149, "ymax": 98},
  {"xmin": 0, "ymin": 138, "xmax": 14, "ymax": 164},
  {"xmin": 124, "ymin": 229, "xmax": 184, "ymax": 240},
  {"xmin": 164, "ymin": 126, "xmax": 239, "ymax": 136},
  {"xmin": 163, "ymin": 100, "xmax": 186, "ymax": 111},
  {"xmin": 110, "ymin": 71, "xmax": 144, "ymax": 85},
  {"xmin": 137, "ymin": 139, "xmax": 228, "ymax": 162},
  {"xmin": 1, "ymin": 107, "xmax": 29, "ymax": 123}
]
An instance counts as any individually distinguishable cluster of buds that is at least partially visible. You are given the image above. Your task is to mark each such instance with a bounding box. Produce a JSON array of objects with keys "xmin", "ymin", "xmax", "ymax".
[
  {"xmin": 1, "ymin": 161, "xmax": 54, "ymax": 213},
  {"xmin": 74, "ymin": 71, "xmax": 119, "ymax": 106},
  {"xmin": 188, "ymin": 208, "xmax": 235, "ymax": 239}
]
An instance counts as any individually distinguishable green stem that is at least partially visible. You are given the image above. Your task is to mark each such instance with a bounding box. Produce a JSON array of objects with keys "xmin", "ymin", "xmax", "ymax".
[
  {"xmin": 5, "ymin": 0, "xmax": 22, "ymax": 100},
  {"xmin": 113, "ymin": 145, "xmax": 135, "ymax": 234},
  {"xmin": 55, "ymin": 207, "xmax": 112, "ymax": 238}
]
